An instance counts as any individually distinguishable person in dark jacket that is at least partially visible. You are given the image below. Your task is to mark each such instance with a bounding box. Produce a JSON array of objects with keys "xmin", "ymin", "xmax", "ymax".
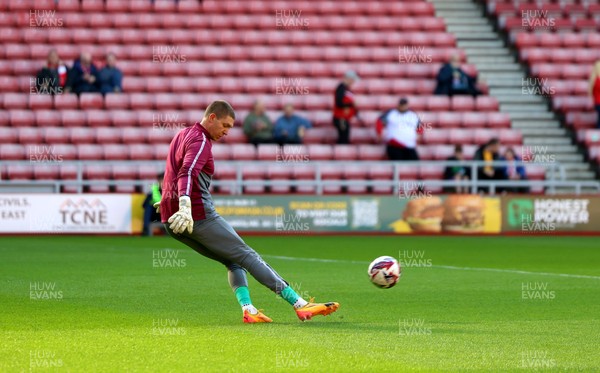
[
  {"xmin": 98, "ymin": 52, "xmax": 123, "ymax": 94},
  {"xmin": 434, "ymin": 54, "xmax": 481, "ymax": 97},
  {"xmin": 501, "ymin": 147, "xmax": 529, "ymax": 193},
  {"xmin": 35, "ymin": 49, "xmax": 68, "ymax": 95},
  {"xmin": 474, "ymin": 138, "xmax": 505, "ymax": 193},
  {"xmin": 273, "ymin": 104, "xmax": 312, "ymax": 145},
  {"xmin": 443, "ymin": 144, "xmax": 471, "ymax": 193},
  {"xmin": 333, "ymin": 71, "xmax": 359, "ymax": 144},
  {"xmin": 68, "ymin": 52, "xmax": 100, "ymax": 94},
  {"xmin": 142, "ymin": 172, "xmax": 163, "ymax": 236}
]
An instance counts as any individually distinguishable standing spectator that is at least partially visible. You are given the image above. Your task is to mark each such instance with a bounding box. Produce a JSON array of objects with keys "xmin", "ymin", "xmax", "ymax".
[
  {"xmin": 474, "ymin": 138, "xmax": 505, "ymax": 193},
  {"xmin": 333, "ymin": 71, "xmax": 359, "ymax": 144},
  {"xmin": 376, "ymin": 98, "xmax": 422, "ymax": 161},
  {"xmin": 243, "ymin": 99, "xmax": 274, "ymax": 145},
  {"xmin": 434, "ymin": 54, "xmax": 481, "ymax": 97},
  {"xmin": 142, "ymin": 172, "xmax": 163, "ymax": 236},
  {"xmin": 443, "ymin": 144, "xmax": 471, "ymax": 193},
  {"xmin": 35, "ymin": 49, "xmax": 68, "ymax": 95},
  {"xmin": 98, "ymin": 52, "xmax": 123, "ymax": 94},
  {"xmin": 273, "ymin": 104, "xmax": 312, "ymax": 145},
  {"xmin": 68, "ymin": 52, "xmax": 100, "ymax": 94},
  {"xmin": 589, "ymin": 60, "xmax": 600, "ymax": 128},
  {"xmin": 502, "ymin": 147, "xmax": 529, "ymax": 193}
]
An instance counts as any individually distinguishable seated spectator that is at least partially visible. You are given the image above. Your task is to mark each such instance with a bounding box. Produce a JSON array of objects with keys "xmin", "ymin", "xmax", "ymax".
[
  {"xmin": 474, "ymin": 138, "xmax": 505, "ymax": 193},
  {"xmin": 142, "ymin": 172, "xmax": 163, "ymax": 236},
  {"xmin": 443, "ymin": 144, "xmax": 471, "ymax": 193},
  {"xmin": 502, "ymin": 147, "xmax": 529, "ymax": 193},
  {"xmin": 35, "ymin": 49, "xmax": 68, "ymax": 95},
  {"xmin": 98, "ymin": 52, "xmax": 123, "ymax": 94},
  {"xmin": 243, "ymin": 99, "xmax": 274, "ymax": 145},
  {"xmin": 589, "ymin": 60, "xmax": 600, "ymax": 129},
  {"xmin": 67, "ymin": 52, "xmax": 100, "ymax": 94},
  {"xmin": 273, "ymin": 104, "xmax": 312, "ymax": 145},
  {"xmin": 376, "ymin": 98, "xmax": 422, "ymax": 161},
  {"xmin": 434, "ymin": 54, "xmax": 481, "ymax": 97}
]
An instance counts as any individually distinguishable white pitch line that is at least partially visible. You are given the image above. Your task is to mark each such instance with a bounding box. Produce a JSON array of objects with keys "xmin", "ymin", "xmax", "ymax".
[{"xmin": 262, "ymin": 255, "xmax": 600, "ymax": 280}]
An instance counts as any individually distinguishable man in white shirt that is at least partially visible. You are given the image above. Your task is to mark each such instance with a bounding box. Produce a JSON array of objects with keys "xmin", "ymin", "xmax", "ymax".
[{"xmin": 376, "ymin": 98, "xmax": 423, "ymax": 160}]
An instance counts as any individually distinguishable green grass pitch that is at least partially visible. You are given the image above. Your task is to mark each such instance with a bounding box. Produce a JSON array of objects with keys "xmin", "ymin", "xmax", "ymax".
[{"xmin": 1, "ymin": 235, "xmax": 599, "ymax": 372}]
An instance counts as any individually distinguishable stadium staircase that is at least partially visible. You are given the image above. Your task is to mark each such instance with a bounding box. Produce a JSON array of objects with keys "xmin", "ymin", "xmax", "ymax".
[{"xmin": 428, "ymin": 0, "xmax": 599, "ymax": 193}]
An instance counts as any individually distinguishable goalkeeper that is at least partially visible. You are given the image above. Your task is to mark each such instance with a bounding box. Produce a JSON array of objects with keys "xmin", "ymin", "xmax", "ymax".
[{"xmin": 155, "ymin": 100, "xmax": 339, "ymax": 323}]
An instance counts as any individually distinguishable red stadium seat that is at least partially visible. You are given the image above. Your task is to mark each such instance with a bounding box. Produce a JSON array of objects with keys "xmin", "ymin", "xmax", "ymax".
[
  {"xmin": 102, "ymin": 144, "xmax": 129, "ymax": 160},
  {"xmin": 17, "ymin": 127, "xmax": 43, "ymax": 144},
  {"xmin": 231, "ymin": 144, "xmax": 256, "ymax": 160},
  {"xmin": 9, "ymin": 110, "xmax": 35, "ymax": 127},
  {"xmin": 333, "ymin": 145, "xmax": 358, "ymax": 160},
  {"xmin": 78, "ymin": 144, "xmax": 104, "ymax": 160},
  {"xmin": 0, "ymin": 144, "xmax": 26, "ymax": 160},
  {"xmin": 54, "ymin": 94, "xmax": 78, "ymax": 110},
  {"xmin": 358, "ymin": 145, "xmax": 386, "ymax": 160},
  {"xmin": 307, "ymin": 144, "xmax": 334, "ymax": 160},
  {"xmin": 61, "ymin": 110, "xmax": 86, "ymax": 127}
]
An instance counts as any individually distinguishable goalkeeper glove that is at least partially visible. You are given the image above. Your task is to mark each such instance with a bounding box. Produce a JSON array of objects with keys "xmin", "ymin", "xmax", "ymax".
[
  {"xmin": 168, "ymin": 196, "xmax": 194, "ymax": 234},
  {"xmin": 153, "ymin": 200, "xmax": 161, "ymax": 213}
]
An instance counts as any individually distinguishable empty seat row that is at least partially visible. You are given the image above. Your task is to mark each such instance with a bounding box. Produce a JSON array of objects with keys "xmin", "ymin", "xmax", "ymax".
[
  {"xmin": 3, "ymin": 28, "xmax": 457, "ymax": 48},
  {"xmin": 0, "ymin": 141, "xmax": 525, "ymax": 163},
  {"xmin": 565, "ymin": 111, "xmax": 598, "ymax": 129},
  {"xmin": 1, "ymin": 0, "xmax": 432, "ymax": 16},
  {"xmin": 1, "ymin": 44, "xmax": 462, "ymax": 63},
  {"xmin": 576, "ymin": 129, "xmax": 600, "ymax": 146},
  {"xmin": 500, "ymin": 16, "xmax": 600, "ymax": 32},
  {"xmin": 530, "ymin": 63, "xmax": 593, "ymax": 80},
  {"xmin": 491, "ymin": 1, "xmax": 600, "ymax": 17},
  {"xmin": 514, "ymin": 31, "xmax": 600, "ymax": 48},
  {"xmin": 520, "ymin": 47, "xmax": 600, "ymax": 64},
  {"xmin": 1, "ymin": 94, "xmax": 498, "ymax": 114},
  {"xmin": 0, "ymin": 109, "xmax": 510, "ymax": 130},
  {"xmin": 4, "ymin": 12, "xmax": 445, "ymax": 31},
  {"xmin": 0, "ymin": 60, "xmax": 475, "ymax": 80}
]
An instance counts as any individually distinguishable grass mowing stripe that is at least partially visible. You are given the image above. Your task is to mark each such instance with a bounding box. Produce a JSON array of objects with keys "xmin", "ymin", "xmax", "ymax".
[{"xmin": 263, "ymin": 254, "xmax": 600, "ymax": 280}]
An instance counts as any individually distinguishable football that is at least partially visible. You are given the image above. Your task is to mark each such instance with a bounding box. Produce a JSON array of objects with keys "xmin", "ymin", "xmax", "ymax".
[{"xmin": 367, "ymin": 256, "xmax": 401, "ymax": 288}]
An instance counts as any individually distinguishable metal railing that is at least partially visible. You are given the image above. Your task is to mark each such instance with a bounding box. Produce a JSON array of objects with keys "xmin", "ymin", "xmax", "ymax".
[
  {"xmin": 0, "ymin": 161, "xmax": 600, "ymax": 195},
  {"xmin": 0, "ymin": 159, "xmax": 598, "ymax": 195}
]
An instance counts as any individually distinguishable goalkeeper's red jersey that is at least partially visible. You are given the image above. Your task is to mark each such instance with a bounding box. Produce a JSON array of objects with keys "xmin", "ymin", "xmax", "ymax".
[{"xmin": 159, "ymin": 123, "xmax": 217, "ymax": 223}]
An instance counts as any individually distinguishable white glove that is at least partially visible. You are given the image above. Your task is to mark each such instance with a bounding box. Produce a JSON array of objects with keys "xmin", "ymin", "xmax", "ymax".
[
  {"xmin": 168, "ymin": 196, "xmax": 194, "ymax": 234},
  {"xmin": 153, "ymin": 200, "xmax": 161, "ymax": 213}
]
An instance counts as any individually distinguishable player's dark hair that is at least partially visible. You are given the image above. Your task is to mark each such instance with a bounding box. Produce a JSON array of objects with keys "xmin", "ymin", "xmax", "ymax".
[{"xmin": 205, "ymin": 100, "xmax": 236, "ymax": 120}]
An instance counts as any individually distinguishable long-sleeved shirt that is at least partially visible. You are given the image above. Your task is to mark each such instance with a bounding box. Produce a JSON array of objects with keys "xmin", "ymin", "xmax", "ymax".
[
  {"xmin": 159, "ymin": 123, "xmax": 217, "ymax": 222},
  {"xmin": 273, "ymin": 114, "xmax": 312, "ymax": 143},
  {"xmin": 243, "ymin": 113, "xmax": 273, "ymax": 141}
]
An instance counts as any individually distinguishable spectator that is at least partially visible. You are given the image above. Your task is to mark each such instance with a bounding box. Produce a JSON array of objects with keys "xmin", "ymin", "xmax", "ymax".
[
  {"xmin": 142, "ymin": 172, "xmax": 163, "ymax": 236},
  {"xmin": 273, "ymin": 104, "xmax": 312, "ymax": 145},
  {"xmin": 502, "ymin": 147, "xmax": 529, "ymax": 193},
  {"xmin": 35, "ymin": 49, "xmax": 68, "ymax": 95},
  {"xmin": 443, "ymin": 144, "xmax": 471, "ymax": 193},
  {"xmin": 376, "ymin": 98, "xmax": 422, "ymax": 161},
  {"xmin": 243, "ymin": 100, "xmax": 274, "ymax": 145},
  {"xmin": 589, "ymin": 60, "xmax": 600, "ymax": 129},
  {"xmin": 434, "ymin": 54, "xmax": 481, "ymax": 97},
  {"xmin": 68, "ymin": 52, "xmax": 100, "ymax": 94},
  {"xmin": 333, "ymin": 71, "xmax": 359, "ymax": 144},
  {"xmin": 98, "ymin": 52, "xmax": 123, "ymax": 94},
  {"xmin": 474, "ymin": 138, "xmax": 505, "ymax": 193}
]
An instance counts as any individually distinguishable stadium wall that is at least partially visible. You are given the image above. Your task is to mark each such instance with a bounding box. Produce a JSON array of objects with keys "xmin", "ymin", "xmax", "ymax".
[{"xmin": 0, "ymin": 194, "xmax": 599, "ymax": 235}]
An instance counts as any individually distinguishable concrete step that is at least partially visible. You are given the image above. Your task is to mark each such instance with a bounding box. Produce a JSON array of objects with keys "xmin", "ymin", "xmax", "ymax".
[
  {"xmin": 563, "ymin": 163, "xmax": 593, "ymax": 171},
  {"xmin": 565, "ymin": 171, "xmax": 597, "ymax": 179},
  {"xmin": 554, "ymin": 153, "xmax": 584, "ymax": 162},
  {"xmin": 519, "ymin": 128, "xmax": 567, "ymax": 137},
  {"xmin": 447, "ymin": 24, "xmax": 493, "ymax": 32},
  {"xmin": 495, "ymin": 94, "xmax": 545, "ymax": 104},
  {"xmin": 459, "ymin": 40, "xmax": 504, "ymax": 48},
  {"xmin": 429, "ymin": 3, "xmax": 475, "ymax": 11},
  {"xmin": 509, "ymin": 112, "xmax": 555, "ymax": 120},
  {"xmin": 463, "ymin": 48, "xmax": 511, "ymax": 56},
  {"xmin": 477, "ymin": 64, "xmax": 522, "ymax": 72},
  {"xmin": 453, "ymin": 32, "xmax": 499, "ymax": 40},
  {"xmin": 512, "ymin": 122, "xmax": 561, "ymax": 130},
  {"xmin": 500, "ymin": 104, "xmax": 551, "ymax": 112},
  {"xmin": 485, "ymin": 79, "xmax": 526, "ymax": 87},
  {"xmin": 490, "ymin": 87, "xmax": 536, "ymax": 96},
  {"xmin": 551, "ymin": 186, "xmax": 600, "ymax": 194},
  {"xmin": 468, "ymin": 56, "xmax": 516, "ymax": 64},
  {"xmin": 520, "ymin": 144, "xmax": 577, "ymax": 153}
]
